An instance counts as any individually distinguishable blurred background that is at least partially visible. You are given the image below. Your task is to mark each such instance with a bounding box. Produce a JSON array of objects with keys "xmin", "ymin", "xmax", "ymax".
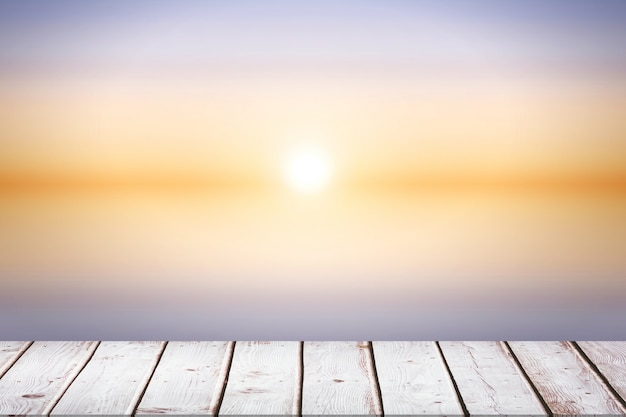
[{"xmin": 1, "ymin": 0, "xmax": 625, "ymax": 339}]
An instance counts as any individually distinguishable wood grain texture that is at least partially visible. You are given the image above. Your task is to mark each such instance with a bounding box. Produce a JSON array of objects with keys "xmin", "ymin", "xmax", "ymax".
[
  {"xmin": 51, "ymin": 341, "xmax": 166, "ymax": 415},
  {"xmin": 509, "ymin": 341, "xmax": 626, "ymax": 416},
  {"xmin": 0, "ymin": 341, "xmax": 98, "ymax": 415},
  {"xmin": 219, "ymin": 341, "xmax": 301, "ymax": 415},
  {"xmin": 2, "ymin": 340, "xmax": 626, "ymax": 416},
  {"xmin": 0, "ymin": 341, "xmax": 32, "ymax": 379},
  {"xmin": 577, "ymin": 341, "xmax": 626, "ymax": 405},
  {"xmin": 440, "ymin": 341, "xmax": 546, "ymax": 416},
  {"xmin": 373, "ymin": 341, "xmax": 462, "ymax": 416},
  {"xmin": 136, "ymin": 341, "xmax": 233, "ymax": 415},
  {"xmin": 302, "ymin": 341, "xmax": 382, "ymax": 416}
]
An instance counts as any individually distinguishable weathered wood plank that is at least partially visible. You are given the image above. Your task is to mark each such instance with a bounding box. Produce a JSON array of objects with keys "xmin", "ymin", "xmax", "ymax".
[
  {"xmin": 373, "ymin": 341, "xmax": 462, "ymax": 416},
  {"xmin": 509, "ymin": 341, "xmax": 626, "ymax": 415},
  {"xmin": 51, "ymin": 341, "xmax": 166, "ymax": 415},
  {"xmin": 302, "ymin": 341, "xmax": 382, "ymax": 416},
  {"xmin": 136, "ymin": 341, "xmax": 233, "ymax": 415},
  {"xmin": 577, "ymin": 341, "xmax": 626, "ymax": 405},
  {"xmin": 0, "ymin": 342, "xmax": 32, "ymax": 379},
  {"xmin": 440, "ymin": 341, "xmax": 546, "ymax": 416},
  {"xmin": 0, "ymin": 341, "xmax": 98, "ymax": 415},
  {"xmin": 219, "ymin": 341, "xmax": 301, "ymax": 415}
]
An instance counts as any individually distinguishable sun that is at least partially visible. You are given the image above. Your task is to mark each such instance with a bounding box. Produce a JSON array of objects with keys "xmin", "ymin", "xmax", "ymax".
[{"xmin": 283, "ymin": 145, "xmax": 332, "ymax": 194}]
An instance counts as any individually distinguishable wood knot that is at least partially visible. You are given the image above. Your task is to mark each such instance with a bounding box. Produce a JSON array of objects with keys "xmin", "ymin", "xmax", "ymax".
[{"xmin": 22, "ymin": 393, "xmax": 45, "ymax": 399}]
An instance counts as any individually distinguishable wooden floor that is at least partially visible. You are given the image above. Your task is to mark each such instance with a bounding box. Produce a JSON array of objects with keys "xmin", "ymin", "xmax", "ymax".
[{"xmin": 0, "ymin": 341, "xmax": 625, "ymax": 416}]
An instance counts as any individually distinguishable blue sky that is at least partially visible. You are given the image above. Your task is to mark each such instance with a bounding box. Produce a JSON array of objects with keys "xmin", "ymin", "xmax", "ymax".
[{"xmin": 1, "ymin": 0, "xmax": 625, "ymax": 77}]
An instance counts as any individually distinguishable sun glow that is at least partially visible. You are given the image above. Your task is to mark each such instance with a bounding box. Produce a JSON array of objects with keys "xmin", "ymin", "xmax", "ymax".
[{"xmin": 283, "ymin": 145, "xmax": 332, "ymax": 194}]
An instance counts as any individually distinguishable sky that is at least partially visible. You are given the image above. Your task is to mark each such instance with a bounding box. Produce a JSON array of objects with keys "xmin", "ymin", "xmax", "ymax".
[{"xmin": 1, "ymin": 0, "xmax": 625, "ymax": 339}]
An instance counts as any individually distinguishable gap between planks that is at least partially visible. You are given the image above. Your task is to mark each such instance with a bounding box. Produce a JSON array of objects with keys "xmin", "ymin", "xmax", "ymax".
[
  {"xmin": 0, "ymin": 341, "xmax": 33, "ymax": 379},
  {"xmin": 435, "ymin": 341, "xmax": 469, "ymax": 417},
  {"xmin": 131, "ymin": 341, "xmax": 169, "ymax": 416},
  {"xmin": 571, "ymin": 341, "xmax": 626, "ymax": 413},
  {"xmin": 502, "ymin": 341, "xmax": 554, "ymax": 417},
  {"xmin": 212, "ymin": 341, "xmax": 237, "ymax": 416}
]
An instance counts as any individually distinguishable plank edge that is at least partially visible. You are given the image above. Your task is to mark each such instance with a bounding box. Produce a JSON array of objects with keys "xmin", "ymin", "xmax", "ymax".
[
  {"xmin": 0, "ymin": 341, "xmax": 33, "ymax": 379},
  {"xmin": 45, "ymin": 341, "xmax": 101, "ymax": 415},
  {"xmin": 129, "ymin": 341, "xmax": 169, "ymax": 416},
  {"xmin": 209, "ymin": 340, "xmax": 236, "ymax": 416}
]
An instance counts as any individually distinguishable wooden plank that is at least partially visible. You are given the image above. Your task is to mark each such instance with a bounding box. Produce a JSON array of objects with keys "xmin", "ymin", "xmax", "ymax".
[
  {"xmin": 136, "ymin": 341, "xmax": 233, "ymax": 415},
  {"xmin": 0, "ymin": 341, "xmax": 98, "ymax": 415},
  {"xmin": 508, "ymin": 341, "xmax": 626, "ymax": 415},
  {"xmin": 577, "ymin": 341, "xmax": 626, "ymax": 405},
  {"xmin": 302, "ymin": 341, "xmax": 382, "ymax": 416},
  {"xmin": 219, "ymin": 341, "xmax": 301, "ymax": 415},
  {"xmin": 373, "ymin": 341, "xmax": 462, "ymax": 416},
  {"xmin": 51, "ymin": 341, "xmax": 166, "ymax": 415},
  {"xmin": 440, "ymin": 341, "xmax": 546, "ymax": 416},
  {"xmin": 0, "ymin": 342, "xmax": 32, "ymax": 379}
]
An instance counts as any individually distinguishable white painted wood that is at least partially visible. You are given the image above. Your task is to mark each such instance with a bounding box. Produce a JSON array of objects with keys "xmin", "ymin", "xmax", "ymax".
[
  {"xmin": 136, "ymin": 341, "xmax": 233, "ymax": 415},
  {"xmin": 3, "ymin": 340, "xmax": 625, "ymax": 416},
  {"xmin": 302, "ymin": 341, "xmax": 382, "ymax": 416},
  {"xmin": 577, "ymin": 341, "xmax": 626, "ymax": 404},
  {"xmin": 219, "ymin": 341, "xmax": 301, "ymax": 415},
  {"xmin": 440, "ymin": 341, "xmax": 546, "ymax": 416},
  {"xmin": 373, "ymin": 341, "xmax": 462, "ymax": 416},
  {"xmin": 509, "ymin": 341, "xmax": 626, "ymax": 415},
  {"xmin": 0, "ymin": 342, "xmax": 32, "ymax": 379},
  {"xmin": 51, "ymin": 341, "xmax": 166, "ymax": 415},
  {"xmin": 0, "ymin": 341, "xmax": 98, "ymax": 415}
]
